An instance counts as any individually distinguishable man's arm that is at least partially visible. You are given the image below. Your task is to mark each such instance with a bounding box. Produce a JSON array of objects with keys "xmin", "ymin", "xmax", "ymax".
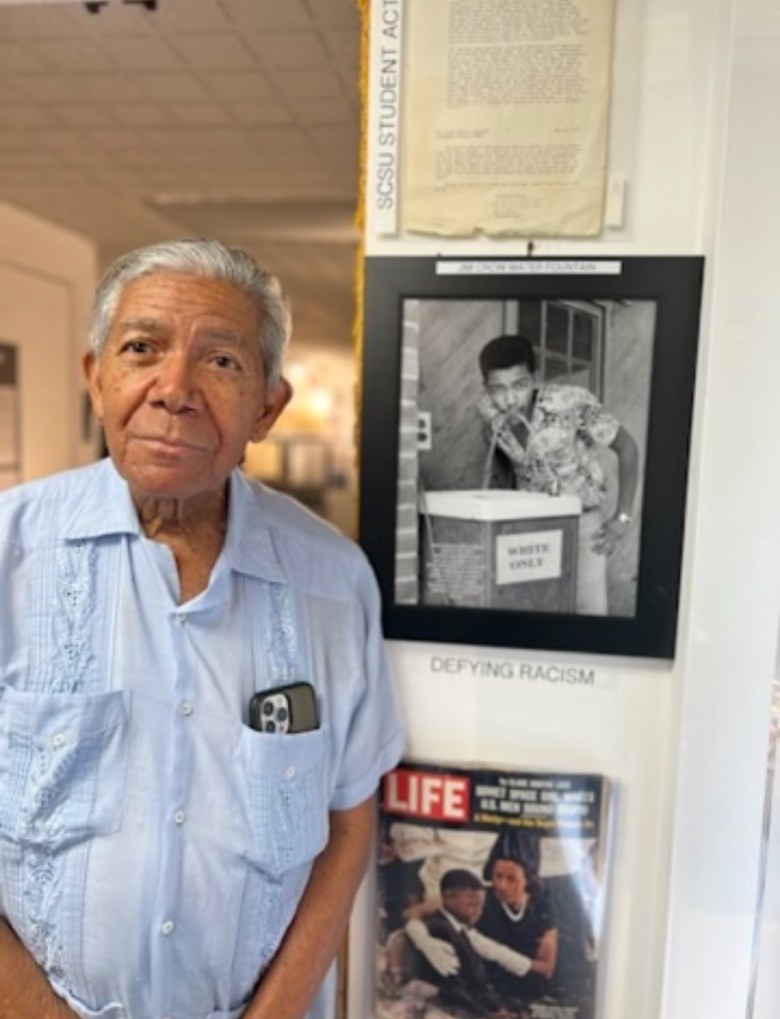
[
  {"xmin": 0, "ymin": 919, "xmax": 79, "ymax": 1019},
  {"xmin": 594, "ymin": 424, "xmax": 641, "ymax": 554},
  {"xmin": 243, "ymin": 795, "xmax": 375, "ymax": 1019}
]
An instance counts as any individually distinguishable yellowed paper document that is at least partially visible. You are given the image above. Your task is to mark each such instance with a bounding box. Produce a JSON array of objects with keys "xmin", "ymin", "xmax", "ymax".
[{"xmin": 401, "ymin": 0, "xmax": 615, "ymax": 237}]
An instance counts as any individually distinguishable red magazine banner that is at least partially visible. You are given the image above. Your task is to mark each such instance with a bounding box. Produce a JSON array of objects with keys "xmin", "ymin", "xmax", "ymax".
[{"xmin": 375, "ymin": 761, "xmax": 613, "ymax": 1019}]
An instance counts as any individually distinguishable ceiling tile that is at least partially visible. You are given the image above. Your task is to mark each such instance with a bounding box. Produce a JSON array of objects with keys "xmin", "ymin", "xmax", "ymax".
[
  {"xmin": 220, "ymin": 0, "xmax": 312, "ymax": 29},
  {"xmin": 287, "ymin": 97, "xmax": 354, "ymax": 125},
  {"xmin": 200, "ymin": 71, "xmax": 274, "ymax": 102},
  {"xmin": 165, "ymin": 103, "xmax": 230, "ymax": 126},
  {"xmin": 0, "ymin": 128, "xmax": 43, "ymax": 150},
  {"xmin": 227, "ymin": 102, "xmax": 291, "ymax": 126},
  {"xmin": 8, "ymin": 188, "xmax": 180, "ymax": 248},
  {"xmin": 0, "ymin": 79, "xmax": 23, "ymax": 103},
  {"xmin": 51, "ymin": 104, "xmax": 117, "ymax": 128},
  {"xmin": 102, "ymin": 35, "xmax": 185, "ymax": 72},
  {"xmin": 272, "ymin": 69, "xmax": 344, "ymax": 100},
  {"xmin": 240, "ymin": 125, "xmax": 311, "ymax": 153},
  {"xmin": 149, "ymin": 0, "xmax": 233, "ymax": 33},
  {"xmin": 167, "ymin": 33, "xmax": 255, "ymax": 71},
  {"xmin": 60, "ymin": 3, "xmax": 157, "ymax": 37},
  {"xmin": 5, "ymin": 74, "xmax": 84, "ymax": 103},
  {"xmin": 315, "ymin": 145, "xmax": 361, "ymax": 171},
  {"xmin": 28, "ymin": 127, "xmax": 86, "ymax": 149},
  {"xmin": 0, "ymin": 104, "xmax": 56, "ymax": 129},
  {"xmin": 0, "ymin": 147, "xmax": 58, "ymax": 169},
  {"xmin": 106, "ymin": 146, "xmax": 170, "ymax": 167},
  {"xmin": 59, "ymin": 147, "xmax": 120, "ymax": 171},
  {"xmin": 123, "ymin": 167, "xmax": 194, "ymax": 190},
  {"xmin": 0, "ymin": 40, "xmax": 50, "ymax": 72},
  {"xmin": 306, "ymin": 0, "xmax": 361, "ymax": 29},
  {"xmin": 0, "ymin": 6, "xmax": 81, "ymax": 39},
  {"xmin": 309, "ymin": 125, "xmax": 358, "ymax": 152},
  {"xmin": 81, "ymin": 127, "xmax": 145, "ymax": 149},
  {"xmin": 127, "ymin": 72, "xmax": 211, "ymax": 102},
  {"xmin": 29, "ymin": 39, "xmax": 114, "ymax": 73},
  {"xmin": 289, "ymin": 163, "xmax": 358, "ymax": 190},
  {"xmin": 322, "ymin": 28, "xmax": 361, "ymax": 77},
  {"xmin": 68, "ymin": 74, "xmax": 148, "ymax": 102},
  {"xmin": 243, "ymin": 31, "xmax": 329, "ymax": 70},
  {"xmin": 1, "ymin": 164, "xmax": 91, "ymax": 185},
  {"xmin": 138, "ymin": 125, "xmax": 248, "ymax": 151},
  {"xmin": 111, "ymin": 104, "xmax": 172, "ymax": 127}
]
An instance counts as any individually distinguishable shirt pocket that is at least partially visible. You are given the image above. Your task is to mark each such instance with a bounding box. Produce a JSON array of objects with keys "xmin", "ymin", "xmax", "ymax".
[
  {"xmin": 239, "ymin": 724, "xmax": 331, "ymax": 876},
  {"xmin": 0, "ymin": 687, "xmax": 130, "ymax": 851}
]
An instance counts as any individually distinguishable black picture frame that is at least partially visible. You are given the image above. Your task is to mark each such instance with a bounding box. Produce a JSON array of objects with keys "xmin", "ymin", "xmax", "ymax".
[{"xmin": 358, "ymin": 255, "xmax": 704, "ymax": 660}]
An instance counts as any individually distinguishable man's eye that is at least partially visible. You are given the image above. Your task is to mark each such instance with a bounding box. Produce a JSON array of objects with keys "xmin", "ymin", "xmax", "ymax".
[
  {"xmin": 120, "ymin": 340, "xmax": 152, "ymax": 355},
  {"xmin": 212, "ymin": 354, "xmax": 241, "ymax": 371}
]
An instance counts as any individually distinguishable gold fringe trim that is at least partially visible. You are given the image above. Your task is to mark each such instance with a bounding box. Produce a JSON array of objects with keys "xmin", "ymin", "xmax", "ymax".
[{"xmin": 352, "ymin": 0, "xmax": 371, "ymax": 528}]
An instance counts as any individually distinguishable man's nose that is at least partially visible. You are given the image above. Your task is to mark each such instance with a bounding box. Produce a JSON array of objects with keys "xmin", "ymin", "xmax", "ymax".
[{"xmin": 148, "ymin": 353, "xmax": 200, "ymax": 413}]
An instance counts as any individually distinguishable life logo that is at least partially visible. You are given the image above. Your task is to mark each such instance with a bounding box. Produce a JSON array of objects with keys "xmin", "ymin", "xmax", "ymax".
[{"xmin": 383, "ymin": 768, "xmax": 470, "ymax": 822}]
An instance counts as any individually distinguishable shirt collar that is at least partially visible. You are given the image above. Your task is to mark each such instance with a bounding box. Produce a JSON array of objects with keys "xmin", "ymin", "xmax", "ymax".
[
  {"xmin": 222, "ymin": 468, "xmax": 286, "ymax": 583},
  {"xmin": 440, "ymin": 908, "xmax": 469, "ymax": 934},
  {"xmin": 63, "ymin": 458, "xmax": 143, "ymax": 539},
  {"xmin": 62, "ymin": 459, "xmax": 287, "ymax": 585}
]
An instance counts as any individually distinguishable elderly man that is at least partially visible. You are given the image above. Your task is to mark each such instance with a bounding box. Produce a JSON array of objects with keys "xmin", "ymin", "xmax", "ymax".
[{"xmin": 0, "ymin": 239, "xmax": 404, "ymax": 1019}]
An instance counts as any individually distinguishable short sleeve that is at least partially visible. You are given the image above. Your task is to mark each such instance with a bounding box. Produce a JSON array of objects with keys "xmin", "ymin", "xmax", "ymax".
[
  {"xmin": 329, "ymin": 559, "xmax": 405, "ymax": 811},
  {"xmin": 575, "ymin": 389, "xmax": 619, "ymax": 448}
]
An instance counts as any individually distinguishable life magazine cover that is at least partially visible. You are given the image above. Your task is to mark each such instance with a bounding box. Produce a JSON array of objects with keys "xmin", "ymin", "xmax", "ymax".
[{"xmin": 375, "ymin": 761, "xmax": 612, "ymax": 1019}]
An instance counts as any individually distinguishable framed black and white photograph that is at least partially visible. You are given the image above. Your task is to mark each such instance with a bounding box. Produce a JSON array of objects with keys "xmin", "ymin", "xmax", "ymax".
[{"xmin": 358, "ymin": 256, "xmax": 704, "ymax": 659}]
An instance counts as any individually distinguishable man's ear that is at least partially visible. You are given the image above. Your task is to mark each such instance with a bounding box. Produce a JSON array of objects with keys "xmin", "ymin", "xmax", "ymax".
[
  {"xmin": 250, "ymin": 378, "xmax": 293, "ymax": 443},
  {"xmin": 82, "ymin": 350, "xmax": 105, "ymax": 422}
]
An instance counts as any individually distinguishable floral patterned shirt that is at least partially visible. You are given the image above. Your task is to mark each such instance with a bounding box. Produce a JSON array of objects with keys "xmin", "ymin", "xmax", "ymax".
[{"xmin": 478, "ymin": 384, "xmax": 620, "ymax": 510}]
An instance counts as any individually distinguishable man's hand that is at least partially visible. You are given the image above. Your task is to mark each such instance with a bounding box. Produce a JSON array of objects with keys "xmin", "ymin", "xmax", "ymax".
[
  {"xmin": 591, "ymin": 514, "xmax": 631, "ymax": 555},
  {"xmin": 0, "ymin": 919, "xmax": 79, "ymax": 1019},
  {"xmin": 404, "ymin": 920, "xmax": 460, "ymax": 977},
  {"xmin": 242, "ymin": 797, "xmax": 376, "ymax": 1019}
]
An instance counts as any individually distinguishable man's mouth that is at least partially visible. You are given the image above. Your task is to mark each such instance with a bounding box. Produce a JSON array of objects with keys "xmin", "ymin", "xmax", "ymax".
[{"xmin": 135, "ymin": 434, "xmax": 207, "ymax": 453}]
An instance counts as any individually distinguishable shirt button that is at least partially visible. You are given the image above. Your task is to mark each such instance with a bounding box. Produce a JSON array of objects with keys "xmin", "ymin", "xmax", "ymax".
[
  {"xmin": 285, "ymin": 765, "xmax": 296, "ymax": 780},
  {"xmin": 179, "ymin": 700, "xmax": 193, "ymax": 717},
  {"xmin": 51, "ymin": 732, "xmax": 65, "ymax": 749},
  {"xmin": 175, "ymin": 613, "xmax": 186, "ymax": 624},
  {"xmin": 173, "ymin": 810, "xmax": 186, "ymax": 825},
  {"xmin": 161, "ymin": 920, "xmax": 175, "ymax": 935}
]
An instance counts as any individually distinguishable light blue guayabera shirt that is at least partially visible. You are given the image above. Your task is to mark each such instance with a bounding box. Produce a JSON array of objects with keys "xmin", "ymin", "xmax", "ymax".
[{"xmin": 0, "ymin": 459, "xmax": 404, "ymax": 1019}]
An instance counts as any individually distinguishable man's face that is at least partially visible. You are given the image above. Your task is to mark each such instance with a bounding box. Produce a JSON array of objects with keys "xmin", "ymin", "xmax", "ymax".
[
  {"xmin": 491, "ymin": 860, "xmax": 528, "ymax": 911},
  {"xmin": 84, "ymin": 271, "xmax": 291, "ymax": 502},
  {"xmin": 484, "ymin": 363, "xmax": 535, "ymax": 420},
  {"xmin": 443, "ymin": 886, "xmax": 485, "ymax": 927}
]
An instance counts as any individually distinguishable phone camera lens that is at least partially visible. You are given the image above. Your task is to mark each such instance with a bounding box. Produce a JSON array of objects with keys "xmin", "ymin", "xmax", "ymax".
[
  {"xmin": 265, "ymin": 720, "xmax": 276, "ymax": 733},
  {"xmin": 262, "ymin": 701, "xmax": 274, "ymax": 715},
  {"xmin": 277, "ymin": 706, "xmax": 288, "ymax": 722}
]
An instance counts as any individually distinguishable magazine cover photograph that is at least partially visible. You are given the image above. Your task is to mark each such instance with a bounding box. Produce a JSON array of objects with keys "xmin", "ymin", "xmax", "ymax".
[{"xmin": 376, "ymin": 761, "xmax": 612, "ymax": 1019}]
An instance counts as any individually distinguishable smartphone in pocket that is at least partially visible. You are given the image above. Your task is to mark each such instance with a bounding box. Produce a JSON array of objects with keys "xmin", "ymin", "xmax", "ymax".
[{"xmin": 249, "ymin": 681, "xmax": 319, "ymax": 734}]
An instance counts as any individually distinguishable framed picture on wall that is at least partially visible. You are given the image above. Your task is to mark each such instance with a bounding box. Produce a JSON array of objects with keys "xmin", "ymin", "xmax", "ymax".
[{"xmin": 358, "ymin": 255, "xmax": 704, "ymax": 659}]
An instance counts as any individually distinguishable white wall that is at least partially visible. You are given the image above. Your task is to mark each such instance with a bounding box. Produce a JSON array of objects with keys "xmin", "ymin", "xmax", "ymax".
[
  {"xmin": 0, "ymin": 201, "xmax": 98, "ymax": 479},
  {"xmin": 353, "ymin": 1, "xmax": 780, "ymax": 1017},
  {"xmin": 659, "ymin": 0, "xmax": 780, "ymax": 1015}
]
